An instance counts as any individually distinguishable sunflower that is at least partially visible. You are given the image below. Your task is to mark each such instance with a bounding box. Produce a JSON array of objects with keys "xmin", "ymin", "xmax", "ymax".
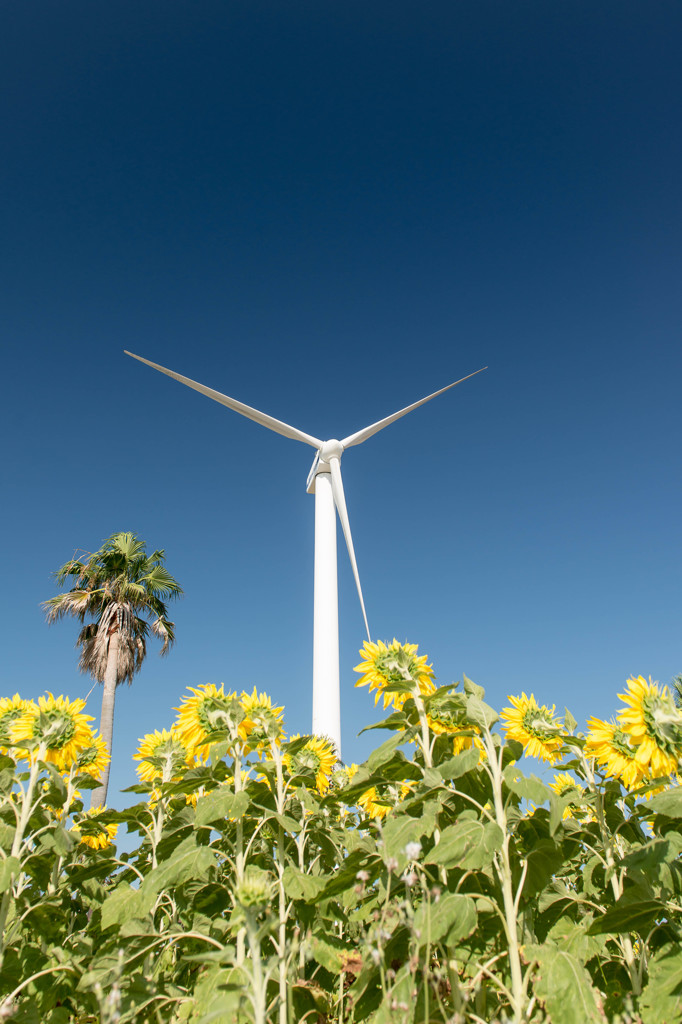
[
  {"xmin": 500, "ymin": 693, "xmax": 563, "ymax": 764},
  {"xmin": 72, "ymin": 806, "xmax": 118, "ymax": 851},
  {"xmin": 549, "ymin": 772, "xmax": 591, "ymax": 820},
  {"xmin": 425, "ymin": 690, "xmax": 463, "ymax": 736},
  {"xmin": 357, "ymin": 780, "xmax": 414, "ymax": 820},
  {"xmin": 73, "ymin": 733, "xmax": 110, "ymax": 781},
  {"xmin": 240, "ymin": 688, "xmax": 285, "ymax": 752},
  {"xmin": 175, "ymin": 683, "xmax": 250, "ymax": 761},
  {"xmin": 585, "ymin": 717, "xmax": 646, "ymax": 789},
  {"xmin": 0, "ymin": 695, "xmax": 37, "ymax": 754},
  {"xmin": 10, "ymin": 693, "xmax": 95, "ymax": 770},
  {"xmin": 134, "ymin": 727, "xmax": 192, "ymax": 784},
  {"xmin": 617, "ymin": 676, "xmax": 682, "ymax": 777},
  {"xmin": 333, "ymin": 762, "xmax": 359, "ymax": 789},
  {"xmin": 357, "ymin": 786, "xmax": 391, "ymax": 820},
  {"xmin": 354, "ymin": 640, "xmax": 435, "ymax": 711},
  {"xmin": 282, "ymin": 735, "xmax": 336, "ymax": 795},
  {"xmin": 452, "ymin": 731, "xmax": 487, "ymax": 762}
]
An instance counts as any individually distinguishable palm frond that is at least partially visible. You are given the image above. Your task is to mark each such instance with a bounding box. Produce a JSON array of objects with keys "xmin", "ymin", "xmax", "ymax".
[
  {"xmin": 150, "ymin": 616, "xmax": 176, "ymax": 655},
  {"xmin": 45, "ymin": 531, "xmax": 182, "ymax": 684}
]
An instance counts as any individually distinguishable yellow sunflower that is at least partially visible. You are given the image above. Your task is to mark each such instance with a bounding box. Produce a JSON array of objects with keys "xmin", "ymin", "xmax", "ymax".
[
  {"xmin": 500, "ymin": 693, "xmax": 563, "ymax": 765},
  {"xmin": 134, "ymin": 727, "xmax": 192, "ymax": 784},
  {"xmin": 357, "ymin": 780, "xmax": 414, "ymax": 820},
  {"xmin": 283, "ymin": 735, "xmax": 336, "ymax": 795},
  {"xmin": 357, "ymin": 786, "xmax": 391, "ymax": 820},
  {"xmin": 0, "ymin": 695, "xmax": 37, "ymax": 754},
  {"xmin": 452, "ymin": 731, "xmax": 487, "ymax": 762},
  {"xmin": 10, "ymin": 693, "xmax": 95, "ymax": 770},
  {"xmin": 72, "ymin": 806, "xmax": 118, "ymax": 851},
  {"xmin": 73, "ymin": 733, "xmax": 110, "ymax": 781},
  {"xmin": 585, "ymin": 717, "xmax": 646, "ymax": 789},
  {"xmin": 617, "ymin": 676, "xmax": 682, "ymax": 777},
  {"xmin": 354, "ymin": 640, "xmax": 435, "ymax": 711},
  {"xmin": 240, "ymin": 688, "xmax": 285, "ymax": 752},
  {"xmin": 549, "ymin": 772, "xmax": 592, "ymax": 820},
  {"xmin": 175, "ymin": 683, "xmax": 250, "ymax": 761}
]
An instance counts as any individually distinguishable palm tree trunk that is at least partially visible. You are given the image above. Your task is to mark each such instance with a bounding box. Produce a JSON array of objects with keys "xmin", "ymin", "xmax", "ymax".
[{"xmin": 90, "ymin": 630, "xmax": 119, "ymax": 809}]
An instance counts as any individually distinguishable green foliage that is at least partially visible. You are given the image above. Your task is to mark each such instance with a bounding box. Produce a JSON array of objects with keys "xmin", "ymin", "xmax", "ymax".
[{"xmin": 2, "ymin": 666, "xmax": 682, "ymax": 1023}]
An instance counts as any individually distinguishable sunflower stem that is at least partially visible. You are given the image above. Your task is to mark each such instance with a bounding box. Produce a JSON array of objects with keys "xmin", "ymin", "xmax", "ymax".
[
  {"xmin": 484, "ymin": 729, "xmax": 527, "ymax": 1024},
  {"xmin": 0, "ymin": 747, "xmax": 45, "ymax": 972}
]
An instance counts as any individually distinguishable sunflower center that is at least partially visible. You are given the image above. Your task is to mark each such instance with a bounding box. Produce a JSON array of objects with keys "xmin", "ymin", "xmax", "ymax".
[
  {"xmin": 610, "ymin": 727, "xmax": 637, "ymax": 759},
  {"xmin": 642, "ymin": 696, "xmax": 682, "ymax": 756},
  {"xmin": 0, "ymin": 708, "xmax": 24, "ymax": 745},
  {"xmin": 36, "ymin": 709, "xmax": 77, "ymax": 750},
  {"xmin": 295, "ymin": 748, "xmax": 322, "ymax": 774},
  {"xmin": 522, "ymin": 707, "xmax": 557, "ymax": 740}
]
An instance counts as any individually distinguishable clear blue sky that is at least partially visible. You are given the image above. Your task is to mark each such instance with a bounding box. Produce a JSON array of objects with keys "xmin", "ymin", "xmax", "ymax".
[{"xmin": 2, "ymin": 1, "xmax": 681, "ymax": 805}]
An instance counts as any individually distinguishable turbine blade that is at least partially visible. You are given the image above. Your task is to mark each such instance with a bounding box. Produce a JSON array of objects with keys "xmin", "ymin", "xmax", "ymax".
[
  {"xmin": 340, "ymin": 366, "xmax": 487, "ymax": 448},
  {"xmin": 328, "ymin": 456, "xmax": 370, "ymax": 641},
  {"xmin": 125, "ymin": 351, "xmax": 323, "ymax": 449}
]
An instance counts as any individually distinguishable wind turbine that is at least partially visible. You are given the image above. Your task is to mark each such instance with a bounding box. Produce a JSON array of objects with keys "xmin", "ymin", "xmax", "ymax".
[{"xmin": 125, "ymin": 351, "xmax": 486, "ymax": 754}]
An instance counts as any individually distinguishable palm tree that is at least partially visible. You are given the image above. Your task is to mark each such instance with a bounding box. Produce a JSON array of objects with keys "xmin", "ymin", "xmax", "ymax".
[{"xmin": 43, "ymin": 532, "xmax": 182, "ymax": 807}]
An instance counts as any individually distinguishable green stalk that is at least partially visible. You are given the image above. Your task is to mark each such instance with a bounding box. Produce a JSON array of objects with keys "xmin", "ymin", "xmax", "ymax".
[
  {"xmin": 233, "ymin": 748, "xmax": 247, "ymax": 967},
  {"xmin": 0, "ymin": 747, "xmax": 45, "ymax": 972},
  {"xmin": 483, "ymin": 730, "xmax": 527, "ymax": 1024},
  {"xmin": 244, "ymin": 909, "xmax": 266, "ymax": 1024},
  {"xmin": 271, "ymin": 740, "xmax": 288, "ymax": 1024},
  {"xmin": 580, "ymin": 752, "xmax": 641, "ymax": 995}
]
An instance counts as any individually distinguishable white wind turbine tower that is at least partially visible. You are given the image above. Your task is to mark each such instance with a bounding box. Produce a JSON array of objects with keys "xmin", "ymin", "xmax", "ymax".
[{"xmin": 125, "ymin": 351, "xmax": 486, "ymax": 755}]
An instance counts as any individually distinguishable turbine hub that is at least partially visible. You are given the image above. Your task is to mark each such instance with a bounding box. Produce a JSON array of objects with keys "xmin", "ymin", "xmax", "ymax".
[{"xmin": 319, "ymin": 439, "xmax": 344, "ymax": 464}]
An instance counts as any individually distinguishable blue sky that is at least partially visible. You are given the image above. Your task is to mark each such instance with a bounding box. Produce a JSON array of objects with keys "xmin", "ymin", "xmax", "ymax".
[{"xmin": 2, "ymin": 1, "xmax": 681, "ymax": 804}]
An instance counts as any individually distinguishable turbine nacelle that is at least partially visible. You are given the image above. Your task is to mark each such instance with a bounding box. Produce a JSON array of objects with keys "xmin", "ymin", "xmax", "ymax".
[{"xmin": 306, "ymin": 439, "xmax": 344, "ymax": 493}]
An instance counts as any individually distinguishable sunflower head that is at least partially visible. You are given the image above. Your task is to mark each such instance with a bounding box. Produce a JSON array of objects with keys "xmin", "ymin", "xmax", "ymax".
[
  {"xmin": 71, "ymin": 806, "xmax": 118, "ymax": 851},
  {"xmin": 585, "ymin": 717, "xmax": 646, "ymax": 789},
  {"xmin": 240, "ymin": 688, "xmax": 285, "ymax": 752},
  {"xmin": 354, "ymin": 640, "xmax": 435, "ymax": 710},
  {"xmin": 74, "ymin": 733, "xmax": 110, "ymax": 781},
  {"xmin": 617, "ymin": 676, "xmax": 682, "ymax": 776},
  {"xmin": 283, "ymin": 734, "xmax": 337, "ymax": 795},
  {"xmin": 500, "ymin": 693, "xmax": 563, "ymax": 764},
  {"xmin": 357, "ymin": 779, "xmax": 413, "ymax": 820},
  {"xmin": 175, "ymin": 683, "xmax": 250, "ymax": 760},
  {"xmin": 10, "ymin": 693, "xmax": 95, "ymax": 770},
  {"xmin": 0, "ymin": 695, "xmax": 37, "ymax": 753},
  {"xmin": 549, "ymin": 772, "xmax": 591, "ymax": 820},
  {"xmin": 134, "ymin": 727, "xmax": 191, "ymax": 784}
]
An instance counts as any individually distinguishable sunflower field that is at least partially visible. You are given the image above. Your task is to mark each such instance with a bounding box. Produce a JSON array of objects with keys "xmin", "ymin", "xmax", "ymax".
[{"xmin": 2, "ymin": 643, "xmax": 682, "ymax": 1023}]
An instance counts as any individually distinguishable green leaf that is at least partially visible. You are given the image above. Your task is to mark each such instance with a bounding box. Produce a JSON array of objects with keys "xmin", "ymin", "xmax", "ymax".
[
  {"xmin": 644, "ymin": 787, "xmax": 682, "ymax": 819},
  {"xmin": 195, "ymin": 788, "xmax": 249, "ymax": 827},
  {"xmin": 373, "ymin": 963, "xmax": 414, "ymax": 1024},
  {"xmin": 310, "ymin": 932, "xmax": 358, "ymax": 973},
  {"xmin": 525, "ymin": 941, "xmax": 604, "ymax": 1024},
  {"xmin": 588, "ymin": 895, "xmax": 664, "ymax": 935},
  {"xmin": 426, "ymin": 819, "xmax": 503, "ymax": 870},
  {"xmin": 462, "ymin": 674, "xmax": 485, "ymax": 699},
  {"xmin": 413, "ymin": 892, "xmax": 477, "ymax": 946},
  {"xmin": 503, "ymin": 766, "xmax": 552, "ymax": 805},
  {"xmin": 437, "ymin": 746, "xmax": 480, "ymax": 780},
  {"xmin": 382, "ymin": 813, "xmax": 428, "ymax": 861},
  {"xmin": 465, "ymin": 695, "xmax": 498, "ymax": 730},
  {"xmin": 366, "ymin": 733, "xmax": 404, "ymax": 772},
  {"xmin": 640, "ymin": 943, "xmax": 682, "ymax": 1023},
  {"xmin": 142, "ymin": 836, "xmax": 216, "ymax": 898},
  {"xmin": 101, "ymin": 883, "xmax": 143, "ymax": 930},
  {"xmin": 283, "ymin": 866, "xmax": 326, "ymax": 901},
  {"xmin": 564, "ymin": 707, "xmax": 578, "ymax": 732},
  {"xmin": 0, "ymin": 856, "xmax": 20, "ymax": 891}
]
